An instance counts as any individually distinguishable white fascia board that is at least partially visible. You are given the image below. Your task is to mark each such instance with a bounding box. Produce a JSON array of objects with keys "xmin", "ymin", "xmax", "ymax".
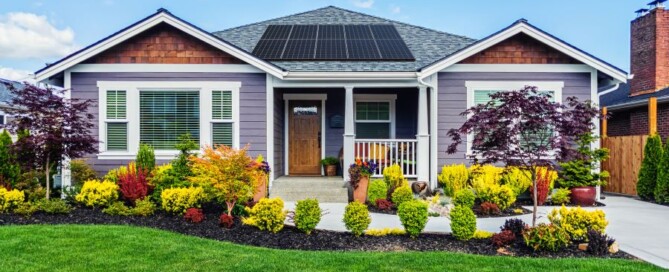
[
  {"xmin": 420, "ymin": 23, "xmax": 628, "ymax": 83},
  {"xmin": 35, "ymin": 12, "xmax": 285, "ymax": 82},
  {"xmin": 442, "ymin": 64, "xmax": 593, "ymax": 73},
  {"xmin": 69, "ymin": 64, "xmax": 263, "ymax": 73}
]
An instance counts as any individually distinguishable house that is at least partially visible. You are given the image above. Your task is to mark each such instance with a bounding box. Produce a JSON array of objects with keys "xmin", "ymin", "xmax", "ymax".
[
  {"xmin": 600, "ymin": 5, "xmax": 669, "ymax": 140},
  {"xmin": 0, "ymin": 78, "xmax": 22, "ymax": 127},
  {"xmin": 34, "ymin": 6, "xmax": 626, "ymax": 193}
]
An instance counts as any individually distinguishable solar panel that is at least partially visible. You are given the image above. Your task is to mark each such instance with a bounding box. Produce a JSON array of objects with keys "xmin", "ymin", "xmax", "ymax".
[
  {"xmin": 346, "ymin": 40, "xmax": 381, "ymax": 59},
  {"xmin": 376, "ymin": 39, "xmax": 414, "ymax": 60},
  {"xmin": 370, "ymin": 25, "xmax": 402, "ymax": 40},
  {"xmin": 290, "ymin": 25, "xmax": 317, "ymax": 39},
  {"xmin": 345, "ymin": 25, "xmax": 373, "ymax": 40},
  {"xmin": 315, "ymin": 39, "xmax": 347, "ymax": 59},
  {"xmin": 260, "ymin": 25, "xmax": 293, "ymax": 40},
  {"xmin": 253, "ymin": 39, "xmax": 287, "ymax": 59},
  {"xmin": 317, "ymin": 25, "xmax": 344, "ymax": 40},
  {"xmin": 282, "ymin": 39, "xmax": 316, "ymax": 59}
]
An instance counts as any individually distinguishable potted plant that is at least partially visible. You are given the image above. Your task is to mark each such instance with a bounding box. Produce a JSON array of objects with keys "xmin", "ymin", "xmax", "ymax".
[
  {"xmin": 557, "ymin": 134, "xmax": 609, "ymax": 206},
  {"xmin": 348, "ymin": 159, "xmax": 377, "ymax": 203},
  {"xmin": 321, "ymin": 157, "xmax": 339, "ymax": 176}
]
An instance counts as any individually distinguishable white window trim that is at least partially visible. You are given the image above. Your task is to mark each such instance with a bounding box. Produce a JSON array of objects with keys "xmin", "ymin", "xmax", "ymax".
[
  {"xmin": 97, "ymin": 81, "xmax": 241, "ymax": 160},
  {"xmin": 0, "ymin": 109, "xmax": 5, "ymax": 126},
  {"xmin": 283, "ymin": 93, "xmax": 327, "ymax": 176},
  {"xmin": 464, "ymin": 81, "xmax": 564, "ymax": 157},
  {"xmin": 353, "ymin": 94, "xmax": 397, "ymax": 139}
]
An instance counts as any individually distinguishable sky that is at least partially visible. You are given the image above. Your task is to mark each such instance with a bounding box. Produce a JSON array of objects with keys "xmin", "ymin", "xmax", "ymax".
[{"xmin": 0, "ymin": 0, "xmax": 643, "ymax": 82}]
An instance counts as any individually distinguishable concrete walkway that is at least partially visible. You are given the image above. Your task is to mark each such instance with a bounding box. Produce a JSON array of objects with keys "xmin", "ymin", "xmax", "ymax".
[{"xmin": 285, "ymin": 195, "xmax": 669, "ymax": 269}]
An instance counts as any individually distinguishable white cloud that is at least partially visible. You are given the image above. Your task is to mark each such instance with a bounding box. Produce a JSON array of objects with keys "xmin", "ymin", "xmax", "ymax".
[
  {"xmin": 0, "ymin": 12, "xmax": 77, "ymax": 59},
  {"xmin": 0, "ymin": 66, "xmax": 35, "ymax": 83},
  {"xmin": 352, "ymin": 0, "xmax": 374, "ymax": 8},
  {"xmin": 390, "ymin": 5, "xmax": 401, "ymax": 14}
]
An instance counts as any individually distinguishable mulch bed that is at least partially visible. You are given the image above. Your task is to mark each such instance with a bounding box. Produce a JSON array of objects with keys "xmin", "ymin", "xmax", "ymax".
[
  {"xmin": 473, "ymin": 205, "xmax": 532, "ymax": 218},
  {"xmin": 516, "ymin": 200, "xmax": 606, "ymax": 207},
  {"xmin": 0, "ymin": 207, "xmax": 632, "ymax": 259}
]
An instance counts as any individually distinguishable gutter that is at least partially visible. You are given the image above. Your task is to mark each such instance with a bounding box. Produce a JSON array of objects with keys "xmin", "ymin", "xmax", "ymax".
[
  {"xmin": 606, "ymin": 95, "xmax": 669, "ymax": 110},
  {"xmin": 598, "ymin": 83, "xmax": 621, "ymax": 97}
]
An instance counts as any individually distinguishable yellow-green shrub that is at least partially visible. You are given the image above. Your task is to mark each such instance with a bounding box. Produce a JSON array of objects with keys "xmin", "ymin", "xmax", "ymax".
[
  {"xmin": 365, "ymin": 228, "xmax": 406, "ymax": 236},
  {"xmin": 501, "ymin": 167, "xmax": 532, "ymax": 196},
  {"xmin": 548, "ymin": 206, "xmax": 608, "ymax": 241},
  {"xmin": 343, "ymin": 201, "xmax": 371, "ymax": 236},
  {"xmin": 391, "ymin": 185, "xmax": 413, "ymax": 206},
  {"xmin": 367, "ymin": 179, "xmax": 388, "ymax": 206},
  {"xmin": 103, "ymin": 201, "xmax": 132, "ymax": 216},
  {"xmin": 438, "ymin": 164, "xmax": 469, "ymax": 196},
  {"xmin": 75, "ymin": 180, "xmax": 119, "ymax": 208},
  {"xmin": 160, "ymin": 187, "xmax": 206, "ymax": 214},
  {"xmin": 453, "ymin": 189, "xmax": 476, "ymax": 208},
  {"xmin": 523, "ymin": 223, "xmax": 570, "ymax": 251},
  {"xmin": 473, "ymin": 230, "xmax": 494, "ymax": 239},
  {"xmin": 132, "ymin": 198, "xmax": 156, "ymax": 216},
  {"xmin": 293, "ymin": 198, "xmax": 322, "ymax": 235},
  {"xmin": 551, "ymin": 188, "xmax": 571, "ymax": 205},
  {"xmin": 102, "ymin": 165, "xmax": 129, "ymax": 184},
  {"xmin": 383, "ymin": 164, "xmax": 408, "ymax": 192},
  {"xmin": 476, "ymin": 184, "xmax": 516, "ymax": 210},
  {"xmin": 397, "ymin": 200, "xmax": 428, "ymax": 238},
  {"xmin": 450, "ymin": 205, "xmax": 476, "ymax": 240},
  {"xmin": 470, "ymin": 164, "xmax": 503, "ymax": 190},
  {"xmin": 0, "ymin": 188, "xmax": 24, "ymax": 213},
  {"xmin": 242, "ymin": 197, "xmax": 286, "ymax": 233}
]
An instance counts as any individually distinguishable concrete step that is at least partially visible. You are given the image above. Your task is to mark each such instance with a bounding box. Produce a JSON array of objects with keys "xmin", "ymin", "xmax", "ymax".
[{"xmin": 270, "ymin": 176, "xmax": 349, "ymax": 203}]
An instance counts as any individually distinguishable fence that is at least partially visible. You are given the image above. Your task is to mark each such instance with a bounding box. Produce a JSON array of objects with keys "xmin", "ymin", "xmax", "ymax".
[
  {"xmin": 601, "ymin": 135, "xmax": 647, "ymax": 196},
  {"xmin": 354, "ymin": 139, "xmax": 418, "ymax": 178}
]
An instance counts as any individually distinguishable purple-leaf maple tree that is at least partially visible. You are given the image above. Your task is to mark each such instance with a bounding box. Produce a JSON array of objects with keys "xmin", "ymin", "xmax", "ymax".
[
  {"xmin": 446, "ymin": 86, "xmax": 600, "ymax": 226},
  {"xmin": 3, "ymin": 83, "xmax": 97, "ymax": 199}
]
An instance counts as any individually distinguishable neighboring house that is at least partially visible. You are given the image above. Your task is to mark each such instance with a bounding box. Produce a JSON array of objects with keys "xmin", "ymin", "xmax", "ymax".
[
  {"xmin": 0, "ymin": 78, "xmax": 22, "ymax": 128},
  {"xmin": 34, "ymin": 6, "xmax": 627, "ymax": 190},
  {"xmin": 600, "ymin": 6, "xmax": 669, "ymax": 140}
]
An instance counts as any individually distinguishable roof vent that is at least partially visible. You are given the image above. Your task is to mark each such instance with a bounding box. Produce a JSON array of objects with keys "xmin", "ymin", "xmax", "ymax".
[
  {"xmin": 636, "ymin": 8, "xmax": 650, "ymax": 17},
  {"xmin": 648, "ymin": 0, "xmax": 666, "ymax": 9}
]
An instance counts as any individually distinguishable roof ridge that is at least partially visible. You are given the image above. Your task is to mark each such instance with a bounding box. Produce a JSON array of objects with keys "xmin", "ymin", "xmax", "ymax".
[{"xmin": 213, "ymin": 6, "xmax": 335, "ymax": 33}]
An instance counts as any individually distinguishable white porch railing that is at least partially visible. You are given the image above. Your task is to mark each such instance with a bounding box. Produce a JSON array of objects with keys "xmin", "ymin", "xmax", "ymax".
[{"xmin": 353, "ymin": 139, "xmax": 418, "ymax": 178}]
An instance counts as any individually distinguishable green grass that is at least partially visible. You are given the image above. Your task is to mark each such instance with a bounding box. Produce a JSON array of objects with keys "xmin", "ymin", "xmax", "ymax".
[{"xmin": 0, "ymin": 225, "xmax": 661, "ymax": 272}]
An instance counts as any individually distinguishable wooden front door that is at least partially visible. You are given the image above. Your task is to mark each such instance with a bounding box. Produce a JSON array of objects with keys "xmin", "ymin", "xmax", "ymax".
[{"xmin": 289, "ymin": 100, "xmax": 322, "ymax": 175}]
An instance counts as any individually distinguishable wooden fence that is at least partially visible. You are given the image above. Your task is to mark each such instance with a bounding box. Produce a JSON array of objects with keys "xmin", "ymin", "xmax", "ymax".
[{"xmin": 601, "ymin": 135, "xmax": 647, "ymax": 195}]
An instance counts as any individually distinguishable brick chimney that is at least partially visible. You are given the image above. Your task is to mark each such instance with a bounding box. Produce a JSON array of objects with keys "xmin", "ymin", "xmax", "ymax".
[{"xmin": 631, "ymin": 7, "xmax": 669, "ymax": 96}]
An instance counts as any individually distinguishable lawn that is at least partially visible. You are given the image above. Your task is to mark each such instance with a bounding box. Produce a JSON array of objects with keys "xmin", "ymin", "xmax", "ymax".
[{"xmin": 0, "ymin": 225, "xmax": 661, "ymax": 272}]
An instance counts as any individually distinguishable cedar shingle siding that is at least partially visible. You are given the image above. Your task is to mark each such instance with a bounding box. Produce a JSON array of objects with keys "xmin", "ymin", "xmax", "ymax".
[{"xmin": 460, "ymin": 33, "xmax": 579, "ymax": 64}]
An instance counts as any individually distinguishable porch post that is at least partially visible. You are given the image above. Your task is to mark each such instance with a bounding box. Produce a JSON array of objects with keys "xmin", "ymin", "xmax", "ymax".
[
  {"xmin": 417, "ymin": 86, "xmax": 430, "ymax": 182},
  {"xmin": 343, "ymin": 86, "xmax": 355, "ymax": 181}
]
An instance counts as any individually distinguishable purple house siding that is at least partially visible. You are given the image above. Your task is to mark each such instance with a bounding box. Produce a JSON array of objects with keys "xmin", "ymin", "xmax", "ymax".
[
  {"xmin": 273, "ymin": 89, "xmax": 284, "ymax": 179},
  {"xmin": 71, "ymin": 72, "xmax": 267, "ymax": 175},
  {"xmin": 436, "ymin": 72, "xmax": 592, "ymax": 168}
]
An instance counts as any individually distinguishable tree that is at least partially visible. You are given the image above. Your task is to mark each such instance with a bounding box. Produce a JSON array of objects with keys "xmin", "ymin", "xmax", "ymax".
[
  {"xmin": 0, "ymin": 130, "xmax": 20, "ymax": 187},
  {"xmin": 446, "ymin": 86, "xmax": 600, "ymax": 226},
  {"xmin": 637, "ymin": 134, "xmax": 662, "ymax": 201},
  {"xmin": 655, "ymin": 138, "xmax": 669, "ymax": 203},
  {"xmin": 2, "ymin": 83, "xmax": 97, "ymax": 199}
]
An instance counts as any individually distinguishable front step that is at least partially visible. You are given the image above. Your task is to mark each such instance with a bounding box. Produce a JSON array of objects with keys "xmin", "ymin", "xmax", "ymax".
[{"xmin": 270, "ymin": 176, "xmax": 349, "ymax": 203}]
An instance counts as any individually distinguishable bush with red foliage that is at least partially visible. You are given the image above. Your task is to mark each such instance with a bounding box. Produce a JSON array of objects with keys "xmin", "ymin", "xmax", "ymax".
[
  {"xmin": 220, "ymin": 213, "xmax": 234, "ymax": 229},
  {"xmin": 530, "ymin": 169, "xmax": 551, "ymax": 206},
  {"xmin": 479, "ymin": 201, "xmax": 501, "ymax": 215},
  {"xmin": 117, "ymin": 163, "xmax": 149, "ymax": 205},
  {"xmin": 375, "ymin": 199, "xmax": 393, "ymax": 211},
  {"xmin": 491, "ymin": 230, "xmax": 516, "ymax": 247},
  {"xmin": 184, "ymin": 208, "xmax": 205, "ymax": 223}
]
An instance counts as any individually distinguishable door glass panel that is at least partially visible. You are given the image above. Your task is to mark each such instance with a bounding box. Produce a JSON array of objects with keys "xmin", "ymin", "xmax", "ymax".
[{"xmin": 293, "ymin": 106, "xmax": 318, "ymax": 116}]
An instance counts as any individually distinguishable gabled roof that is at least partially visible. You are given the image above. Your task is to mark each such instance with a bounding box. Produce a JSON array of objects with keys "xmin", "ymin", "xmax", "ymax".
[
  {"xmin": 34, "ymin": 8, "xmax": 286, "ymax": 81},
  {"xmin": 601, "ymin": 83, "xmax": 669, "ymax": 109},
  {"xmin": 0, "ymin": 78, "xmax": 21, "ymax": 107},
  {"xmin": 214, "ymin": 6, "xmax": 476, "ymax": 72}
]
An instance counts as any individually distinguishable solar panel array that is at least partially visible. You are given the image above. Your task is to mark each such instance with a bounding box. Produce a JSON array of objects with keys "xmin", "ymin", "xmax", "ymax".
[{"xmin": 252, "ymin": 24, "xmax": 414, "ymax": 61}]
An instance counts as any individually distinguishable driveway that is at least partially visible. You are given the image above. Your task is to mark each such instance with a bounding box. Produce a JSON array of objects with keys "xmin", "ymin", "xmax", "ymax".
[{"xmin": 285, "ymin": 195, "xmax": 669, "ymax": 269}]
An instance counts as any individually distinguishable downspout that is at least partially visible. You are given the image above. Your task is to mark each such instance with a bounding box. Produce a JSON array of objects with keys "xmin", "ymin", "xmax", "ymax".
[
  {"xmin": 598, "ymin": 83, "xmax": 621, "ymax": 97},
  {"xmin": 418, "ymin": 74, "xmax": 436, "ymax": 189}
]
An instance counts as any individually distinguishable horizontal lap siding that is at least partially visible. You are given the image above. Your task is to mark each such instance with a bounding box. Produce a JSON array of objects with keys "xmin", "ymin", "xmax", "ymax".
[
  {"xmin": 437, "ymin": 72, "xmax": 591, "ymax": 168},
  {"xmin": 71, "ymin": 72, "xmax": 266, "ymax": 175},
  {"xmin": 274, "ymin": 89, "xmax": 284, "ymax": 179}
]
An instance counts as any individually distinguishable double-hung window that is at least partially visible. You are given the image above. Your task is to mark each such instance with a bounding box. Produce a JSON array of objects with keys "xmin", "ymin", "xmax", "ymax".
[
  {"xmin": 354, "ymin": 95, "xmax": 396, "ymax": 139},
  {"xmin": 211, "ymin": 90, "xmax": 234, "ymax": 147},
  {"xmin": 106, "ymin": 90, "xmax": 128, "ymax": 151}
]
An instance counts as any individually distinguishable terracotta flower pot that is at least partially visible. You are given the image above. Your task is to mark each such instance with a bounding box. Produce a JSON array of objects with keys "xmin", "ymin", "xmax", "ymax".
[
  {"xmin": 570, "ymin": 186, "xmax": 596, "ymax": 206},
  {"xmin": 353, "ymin": 176, "xmax": 369, "ymax": 203},
  {"xmin": 324, "ymin": 165, "xmax": 337, "ymax": 176},
  {"xmin": 253, "ymin": 178, "xmax": 267, "ymax": 202}
]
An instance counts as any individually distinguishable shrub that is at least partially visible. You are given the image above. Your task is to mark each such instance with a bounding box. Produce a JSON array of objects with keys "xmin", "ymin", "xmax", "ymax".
[
  {"xmin": 149, "ymin": 164, "xmax": 190, "ymax": 203},
  {"xmin": 548, "ymin": 206, "xmax": 608, "ymax": 241},
  {"xmin": 103, "ymin": 202, "xmax": 132, "ymax": 216},
  {"xmin": 383, "ymin": 164, "xmax": 408, "ymax": 196},
  {"xmin": 523, "ymin": 223, "xmax": 570, "ymax": 251},
  {"xmin": 343, "ymin": 201, "xmax": 371, "ymax": 236},
  {"xmin": 365, "ymin": 228, "xmax": 406, "ymax": 236},
  {"xmin": 375, "ymin": 199, "xmax": 393, "ymax": 211},
  {"xmin": 220, "ymin": 213, "xmax": 234, "ymax": 229},
  {"xmin": 656, "ymin": 138, "xmax": 669, "ymax": 203},
  {"xmin": 391, "ymin": 185, "xmax": 413, "ymax": 207},
  {"xmin": 557, "ymin": 134, "xmax": 609, "ymax": 188},
  {"xmin": 294, "ymin": 198, "xmax": 322, "ymax": 235},
  {"xmin": 13, "ymin": 201, "xmax": 39, "ymax": 216},
  {"xmin": 492, "ymin": 230, "xmax": 516, "ymax": 247},
  {"xmin": 479, "ymin": 201, "xmax": 500, "ymax": 215},
  {"xmin": 470, "ymin": 165, "xmax": 503, "ymax": 190},
  {"xmin": 69, "ymin": 159, "xmax": 97, "ymax": 187},
  {"xmin": 551, "ymin": 188, "xmax": 571, "ymax": 205},
  {"xmin": 37, "ymin": 199, "xmax": 72, "ymax": 214},
  {"xmin": 103, "ymin": 165, "xmax": 129, "ymax": 184},
  {"xmin": 0, "ymin": 130, "xmax": 20, "ymax": 188},
  {"xmin": 367, "ymin": 179, "xmax": 388, "ymax": 206},
  {"xmin": 450, "ymin": 205, "xmax": 476, "ymax": 240},
  {"xmin": 132, "ymin": 198, "xmax": 155, "ymax": 216},
  {"xmin": 452, "ymin": 189, "xmax": 475, "ymax": 208},
  {"xmin": 637, "ymin": 134, "xmax": 662, "ymax": 201},
  {"xmin": 438, "ymin": 164, "xmax": 469, "ymax": 196},
  {"xmin": 476, "ymin": 184, "xmax": 516, "ymax": 210},
  {"xmin": 184, "ymin": 208, "xmax": 205, "ymax": 223},
  {"xmin": 586, "ymin": 229, "xmax": 616, "ymax": 256},
  {"xmin": 0, "ymin": 188, "xmax": 24, "ymax": 213},
  {"xmin": 473, "ymin": 230, "xmax": 494, "ymax": 239},
  {"xmin": 530, "ymin": 168, "xmax": 551, "ymax": 206},
  {"xmin": 242, "ymin": 197, "xmax": 286, "ymax": 233},
  {"xmin": 320, "ymin": 157, "xmax": 338, "ymax": 165},
  {"xmin": 160, "ymin": 187, "xmax": 206, "ymax": 215},
  {"xmin": 117, "ymin": 162, "xmax": 150, "ymax": 205},
  {"xmin": 397, "ymin": 200, "xmax": 428, "ymax": 238},
  {"xmin": 501, "ymin": 218, "xmax": 527, "ymax": 237},
  {"xmin": 75, "ymin": 180, "xmax": 118, "ymax": 208},
  {"xmin": 136, "ymin": 143, "xmax": 156, "ymax": 173},
  {"xmin": 501, "ymin": 167, "xmax": 532, "ymax": 196}
]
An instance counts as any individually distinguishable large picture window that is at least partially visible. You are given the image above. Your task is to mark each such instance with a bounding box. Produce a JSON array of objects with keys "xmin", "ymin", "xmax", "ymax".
[{"xmin": 139, "ymin": 91, "xmax": 200, "ymax": 150}]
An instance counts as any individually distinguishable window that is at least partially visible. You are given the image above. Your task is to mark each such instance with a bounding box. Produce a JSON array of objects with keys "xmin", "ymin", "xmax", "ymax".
[
  {"xmin": 140, "ymin": 91, "xmax": 200, "ymax": 150},
  {"xmin": 106, "ymin": 90, "xmax": 127, "ymax": 151},
  {"xmin": 354, "ymin": 95, "xmax": 396, "ymax": 139},
  {"xmin": 211, "ymin": 90, "xmax": 234, "ymax": 147},
  {"xmin": 0, "ymin": 113, "xmax": 5, "ymax": 126}
]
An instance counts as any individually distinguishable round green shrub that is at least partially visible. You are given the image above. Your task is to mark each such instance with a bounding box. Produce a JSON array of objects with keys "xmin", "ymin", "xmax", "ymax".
[
  {"xmin": 477, "ymin": 184, "xmax": 517, "ymax": 210},
  {"xmin": 523, "ymin": 223, "xmax": 570, "ymax": 252},
  {"xmin": 242, "ymin": 197, "xmax": 286, "ymax": 234},
  {"xmin": 294, "ymin": 198, "xmax": 322, "ymax": 235},
  {"xmin": 343, "ymin": 201, "xmax": 371, "ymax": 236},
  {"xmin": 450, "ymin": 205, "xmax": 476, "ymax": 240},
  {"xmin": 452, "ymin": 189, "xmax": 475, "ymax": 208},
  {"xmin": 550, "ymin": 188, "xmax": 571, "ymax": 205},
  {"xmin": 397, "ymin": 200, "xmax": 428, "ymax": 238},
  {"xmin": 367, "ymin": 179, "xmax": 388, "ymax": 206},
  {"xmin": 391, "ymin": 185, "xmax": 413, "ymax": 207}
]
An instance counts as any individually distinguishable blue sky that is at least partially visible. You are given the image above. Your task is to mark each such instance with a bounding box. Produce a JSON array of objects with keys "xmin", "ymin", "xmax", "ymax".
[{"xmin": 0, "ymin": 0, "xmax": 641, "ymax": 81}]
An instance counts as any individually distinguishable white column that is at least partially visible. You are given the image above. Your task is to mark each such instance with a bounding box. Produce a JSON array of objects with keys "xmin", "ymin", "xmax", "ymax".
[
  {"xmin": 266, "ymin": 74, "xmax": 274, "ymax": 189},
  {"xmin": 343, "ymin": 86, "xmax": 355, "ymax": 182},
  {"xmin": 61, "ymin": 70, "xmax": 72, "ymax": 198},
  {"xmin": 417, "ymin": 85, "xmax": 430, "ymax": 182}
]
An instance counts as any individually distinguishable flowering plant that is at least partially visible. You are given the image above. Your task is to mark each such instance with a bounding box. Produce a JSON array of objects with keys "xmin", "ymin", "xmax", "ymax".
[{"xmin": 348, "ymin": 159, "xmax": 377, "ymax": 189}]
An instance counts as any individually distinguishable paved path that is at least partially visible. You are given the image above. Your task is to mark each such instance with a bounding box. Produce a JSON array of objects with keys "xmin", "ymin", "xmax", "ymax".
[{"xmin": 285, "ymin": 195, "xmax": 669, "ymax": 269}]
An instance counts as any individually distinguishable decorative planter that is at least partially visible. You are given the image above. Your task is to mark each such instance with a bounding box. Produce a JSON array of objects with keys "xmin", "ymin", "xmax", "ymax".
[
  {"xmin": 570, "ymin": 186, "xmax": 596, "ymax": 206},
  {"xmin": 353, "ymin": 176, "xmax": 369, "ymax": 203},
  {"xmin": 324, "ymin": 165, "xmax": 337, "ymax": 176},
  {"xmin": 253, "ymin": 178, "xmax": 267, "ymax": 202}
]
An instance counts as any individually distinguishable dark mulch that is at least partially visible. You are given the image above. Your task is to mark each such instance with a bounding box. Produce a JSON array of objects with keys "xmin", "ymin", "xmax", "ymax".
[
  {"xmin": 0, "ymin": 207, "xmax": 632, "ymax": 259},
  {"xmin": 516, "ymin": 200, "xmax": 606, "ymax": 207},
  {"xmin": 367, "ymin": 204, "xmax": 396, "ymax": 215},
  {"xmin": 473, "ymin": 205, "xmax": 533, "ymax": 218}
]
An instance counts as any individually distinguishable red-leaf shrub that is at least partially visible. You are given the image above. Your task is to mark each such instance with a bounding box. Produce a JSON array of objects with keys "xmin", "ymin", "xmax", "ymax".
[
  {"xmin": 492, "ymin": 230, "xmax": 516, "ymax": 247},
  {"xmin": 375, "ymin": 199, "xmax": 393, "ymax": 211},
  {"xmin": 117, "ymin": 163, "xmax": 149, "ymax": 205},
  {"xmin": 479, "ymin": 201, "xmax": 501, "ymax": 215},
  {"xmin": 220, "ymin": 213, "xmax": 234, "ymax": 229},
  {"xmin": 184, "ymin": 208, "xmax": 205, "ymax": 223},
  {"xmin": 530, "ymin": 169, "xmax": 551, "ymax": 206}
]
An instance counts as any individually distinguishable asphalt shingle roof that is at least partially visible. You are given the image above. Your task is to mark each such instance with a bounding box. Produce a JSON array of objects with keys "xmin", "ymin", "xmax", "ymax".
[
  {"xmin": 213, "ymin": 6, "xmax": 476, "ymax": 72},
  {"xmin": 0, "ymin": 78, "xmax": 20, "ymax": 106},
  {"xmin": 600, "ymin": 83, "xmax": 669, "ymax": 108}
]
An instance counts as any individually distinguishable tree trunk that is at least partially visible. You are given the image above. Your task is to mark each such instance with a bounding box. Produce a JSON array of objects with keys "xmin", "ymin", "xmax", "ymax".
[
  {"xmin": 531, "ymin": 170, "xmax": 537, "ymax": 227},
  {"xmin": 45, "ymin": 157, "xmax": 50, "ymax": 200},
  {"xmin": 226, "ymin": 201, "xmax": 235, "ymax": 216}
]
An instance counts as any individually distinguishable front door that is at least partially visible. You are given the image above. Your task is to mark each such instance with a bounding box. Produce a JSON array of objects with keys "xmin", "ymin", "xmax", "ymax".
[{"xmin": 288, "ymin": 100, "xmax": 322, "ymax": 175}]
